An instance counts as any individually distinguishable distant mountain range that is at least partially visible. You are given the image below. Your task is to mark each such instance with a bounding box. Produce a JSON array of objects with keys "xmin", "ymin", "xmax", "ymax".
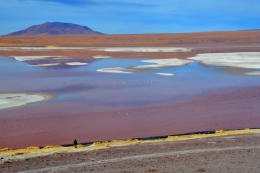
[{"xmin": 4, "ymin": 22, "xmax": 103, "ymax": 36}]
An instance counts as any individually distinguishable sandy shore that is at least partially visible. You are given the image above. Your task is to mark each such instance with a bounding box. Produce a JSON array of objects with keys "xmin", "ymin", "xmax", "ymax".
[
  {"xmin": 0, "ymin": 93, "xmax": 55, "ymax": 110},
  {"xmin": 1, "ymin": 130, "xmax": 260, "ymax": 173}
]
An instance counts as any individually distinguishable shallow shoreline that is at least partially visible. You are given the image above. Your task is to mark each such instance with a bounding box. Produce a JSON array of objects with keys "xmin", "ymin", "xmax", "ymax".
[
  {"xmin": 0, "ymin": 128, "xmax": 259, "ymax": 163},
  {"xmin": 3, "ymin": 131, "xmax": 260, "ymax": 173}
]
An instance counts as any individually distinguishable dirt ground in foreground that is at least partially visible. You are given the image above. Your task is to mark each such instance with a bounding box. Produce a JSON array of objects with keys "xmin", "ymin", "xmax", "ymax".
[{"xmin": 2, "ymin": 134, "xmax": 260, "ymax": 173}]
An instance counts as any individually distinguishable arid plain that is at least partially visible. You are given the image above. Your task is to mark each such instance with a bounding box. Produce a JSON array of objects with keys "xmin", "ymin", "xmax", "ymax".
[{"xmin": 1, "ymin": 30, "xmax": 260, "ymax": 58}]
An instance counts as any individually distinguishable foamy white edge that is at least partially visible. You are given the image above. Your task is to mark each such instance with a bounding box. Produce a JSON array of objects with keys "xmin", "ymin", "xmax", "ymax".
[
  {"xmin": 11, "ymin": 56, "xmax": 65, "ymax": 61},
  {"xmin": 66, "ymin": 62, "xmax": 88, "ymax": 66},
  {"xmin": 94, "ymin": 47, "xmax": 194, "ymax": 52},
  {"xmin": 0, "ymin": 47, "xmax": 195, "ymax": 52},
  {"xmin": 30, "ymin": 63, "xmax": 60, "ymax": 67},
  {"xmin": 97, "ymin": 67, "xmax": 132, "ymax": 74},
  {"xmin": 134, "ymin": 58, "xmax": 194, "ymax": 69},
  {"xmin": 156, "ymin": 73, "xmax": 175, "ymax": 76},
  {"xmin": 93, "ymin": 55, "xmax": 112, "ymax": 59},
  {"xmin": 0, "ymin": 47, "xmax": 88, "ymax": 50}
]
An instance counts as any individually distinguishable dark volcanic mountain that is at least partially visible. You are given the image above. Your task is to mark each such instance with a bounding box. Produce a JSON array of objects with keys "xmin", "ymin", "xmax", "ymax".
[{"xmin": 5, "ymin": 22, "xmax": 103, "ymax": 36}]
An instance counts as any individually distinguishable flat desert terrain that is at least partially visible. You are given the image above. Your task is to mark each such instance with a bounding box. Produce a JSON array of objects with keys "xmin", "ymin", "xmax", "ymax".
[{"xmin": 0, "ymin": 30, "xmax": 260, "ymax": 58}]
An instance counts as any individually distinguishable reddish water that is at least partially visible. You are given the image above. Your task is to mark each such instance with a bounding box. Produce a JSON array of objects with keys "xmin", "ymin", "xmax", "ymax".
[
  {"xmin": 1, "ymin": 86, "xmax": 260, "ymax": 148},
  {"xmin": 1, "ymin": 56, "xmax": 260, "ymax": 149}
]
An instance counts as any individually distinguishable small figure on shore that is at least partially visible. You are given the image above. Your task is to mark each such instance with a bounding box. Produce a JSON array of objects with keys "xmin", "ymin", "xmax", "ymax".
[{"xmin": 74, "ymin": 139, "xmax": 78, "ymax": 148}]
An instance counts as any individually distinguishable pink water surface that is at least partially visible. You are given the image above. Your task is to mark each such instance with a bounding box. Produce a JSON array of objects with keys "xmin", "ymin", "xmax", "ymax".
[{"xmin": 1, "ymin": 86, "xmax": 259, "ymax": 149}]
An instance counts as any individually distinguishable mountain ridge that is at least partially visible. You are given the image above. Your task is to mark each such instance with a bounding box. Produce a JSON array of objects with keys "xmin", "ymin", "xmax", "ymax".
[{"xmin": 4, "ymin": 22, "xmax": 103, "ymax": 36}]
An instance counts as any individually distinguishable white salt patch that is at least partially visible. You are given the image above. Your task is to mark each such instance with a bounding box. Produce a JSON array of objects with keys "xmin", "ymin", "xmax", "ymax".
[
  {"xmin": 66, "ymin": 62, "xmax": 88, "ymax": 66},
  {"xmin": 189, "ymin": 52, "xmax": 260, "ymax": 69},
  {"xmin": 0, "ymin": 100, "xmax": 8, "ymax": 105},
  {"xmin": 46, "ymin": 47, "xmax": 87, "ymax": 50},
  {"xmin": 156, "ymin": 73, "xmax": 175, "ymax": 76},
  {"xmin": 30, "ymin": 63, "xmax": 60, "ymax": 67},
  {"xmin": 97, "ymin": 58, "xmax": 192, "ymax": 74},
  {"xmin": 53, "ymin": 57, "xmax": 71, "ymax": 60},
  {"xmin": 93, "ymin": 47, "xmax": 194, "ymax": 52},
  {"xmin": 244, "ymin": 71, "xmax": 260, "ymax": 76},
  {"xmin": 135, "ymin": 64, "xmax": 164, "ymax": 68},
  {"xmin": 134, "ymin": 58, "xmax": 193, "ymax": 69},
  {"xmin": 2, "ymin": 46, "xmax": 194, "ymax": 52},
  {"xmin": 11, "ymin": 56, "xmax": 65, "ymax": 61},
  {"xmin": 0, "ymin": 93, "xmax": 51, "ymax": 110},
  {"xmin": 0, "ymin": 47, "xmax": 89, "ymax": 51},
  {"xmin": 97, "ymin": 67, "xmax": 132, "ymax": 74},
  {"xmin": 18, "ymin": 47, "xmax": 50, "ymax": 50},
  {"xmin": 93, "ymin": 55, "xmax": 112, "ymax": 59}
]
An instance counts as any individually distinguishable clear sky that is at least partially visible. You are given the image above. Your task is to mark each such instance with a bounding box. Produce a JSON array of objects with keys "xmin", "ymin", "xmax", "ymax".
[{"xmin": 1, "ymin": 0, "xmax": 260, "ymax": 35}]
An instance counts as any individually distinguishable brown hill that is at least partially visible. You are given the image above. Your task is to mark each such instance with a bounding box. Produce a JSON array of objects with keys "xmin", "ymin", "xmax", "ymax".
[{"xmin": 4, "ymin": 22, "xmax": 103, "ymax": 36}]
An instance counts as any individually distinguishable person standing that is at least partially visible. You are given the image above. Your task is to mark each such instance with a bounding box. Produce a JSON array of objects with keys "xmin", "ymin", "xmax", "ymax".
[{"xmin": 74, "ymin": 139, "xmax": 78, "ymax": 148}]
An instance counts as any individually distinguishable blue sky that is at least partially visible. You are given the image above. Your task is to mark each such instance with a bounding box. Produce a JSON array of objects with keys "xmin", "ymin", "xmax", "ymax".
[{"xmin": 1, "ymin": 0, "xmax": 260, "ymax": 35}]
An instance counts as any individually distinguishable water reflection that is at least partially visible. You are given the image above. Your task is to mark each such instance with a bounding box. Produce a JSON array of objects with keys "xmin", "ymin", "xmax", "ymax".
[{"xmin": 0, "ymin": 55, "xmax": 260, "ymax": 112}]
